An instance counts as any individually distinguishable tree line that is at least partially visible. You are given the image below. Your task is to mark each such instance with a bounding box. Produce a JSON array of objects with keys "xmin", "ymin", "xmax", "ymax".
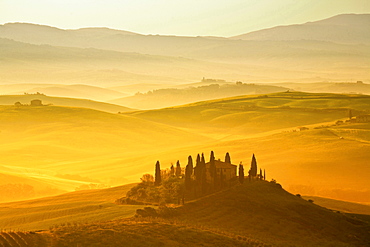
[{"xmin": 119, "ymin": 151, "xmax": 266, "ymax": 205}]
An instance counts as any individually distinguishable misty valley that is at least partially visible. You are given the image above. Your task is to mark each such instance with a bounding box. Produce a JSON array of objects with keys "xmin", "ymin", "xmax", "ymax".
[{"xmin": 0, "ymin": 12, "xmax": 369, "ymax": 247}]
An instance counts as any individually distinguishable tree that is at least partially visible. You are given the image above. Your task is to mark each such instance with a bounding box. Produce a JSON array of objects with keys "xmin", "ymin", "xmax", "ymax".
[
  {"xmin": 209, "ymin": 151, "xmax": 217, "ymax": 190},
  {"xmin": 141, "ymin": 174, "xmax": 154, "ymax": 185},
  {"xmin": 155, "ymin": 161, "xmax": 161, "ymax": 186},
  {"xmin": 349, "ymin": 109, "xmax": 353, "ymax": 119},
  {"xmin": 170, "ymin": 164, "xmax": 175, "ymax": 177},
  {"xmin": 239, "ymin": 163, "xmax": 244, "ymax": 184},
  {"xmin": 260, "ymin": 168, "xmax": 263, "ymax": 181},
  {"xmin": 264, "ymin": 169, "xmax": 266, "ymax": 181},
  {"xmin": 200, "ymin": 153, "xmax": 207, "ymax": 194},
  {"xmin": 249, "ymin": 154, "xmax": 258, "ymax": 179},
  {"xmin": 176, "ymin": 160, "xmax": 181, "ymax": 178},
  {"xmin": 185, "ymin": 156, "xmax": 193, "ymax": 191},
  {"xmin": 225, "ymin": 152, "xmax": 231, "ymax": 164}
]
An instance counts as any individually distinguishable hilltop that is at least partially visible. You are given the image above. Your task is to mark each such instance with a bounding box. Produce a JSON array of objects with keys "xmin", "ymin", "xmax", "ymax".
[
  {"xmin": 172, "ymin": 181, "xmax": 370, "ymax": 246},
  {"xmin": 1, "ymin": 181, "xmax": 368, "ymax": 246}
]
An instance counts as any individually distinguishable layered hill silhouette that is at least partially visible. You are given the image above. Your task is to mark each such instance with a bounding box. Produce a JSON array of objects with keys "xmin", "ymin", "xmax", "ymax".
[
  {"xmin": 232, "ymin": 14, "xmax": 370, "ymax": 44},
  {"xmin": 1, "ymin": 14, "xmax": 369, "ymax": 84},
  {"xmin": 110, "ymin": 82, "xmax": 288, "ymax": 109}
]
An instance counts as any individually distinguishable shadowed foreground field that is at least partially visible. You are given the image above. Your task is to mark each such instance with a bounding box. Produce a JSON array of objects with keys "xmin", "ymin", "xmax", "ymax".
[{"xmin": 0, "ymin": 181, "xmax": 369, "ymax": 247}]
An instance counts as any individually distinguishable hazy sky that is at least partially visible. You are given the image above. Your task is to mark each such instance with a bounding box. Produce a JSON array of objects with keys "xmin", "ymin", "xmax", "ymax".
[{"xmin": 1, "ymin": 0, "xmax": 369, "ymax": 36}]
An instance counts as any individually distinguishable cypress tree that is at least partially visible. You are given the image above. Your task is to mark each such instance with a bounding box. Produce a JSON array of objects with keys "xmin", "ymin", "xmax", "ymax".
[
  {"xmin": 176, "ymin": 160, "xmax": 181, "ymax": 178},
  {"xmin": 185, "ymin": 156, "xmax": 193, "ymax": 191},
  {"xmin": 264, "ymin": 169, "xmax": 266, "ymax": 181},
  {"xmin": 250, "ymin": 154, "xmax": 258, "ymax": 178},
  {"xmin": 201, "ymin": 153, "xmax": 207, "ymax": 194},
  {"xmin": 210, "ymin": 151, "xmax": 216, "ymax": 178},
  {"xmin": 239, "ymin": 163, "xmax": 244, "ymax": 184},
  {"xmin": 194, "ymin": 154, "xmax": 201, "ymax": 182},
  {"xmin": 210, "ymin": 151, "xmax": 217, "ymax": 190},
  {"xmin": 170, "ymin": 164, "xmax": 175, "ymax": 177},
  {"xmin": 225, "ymin": 152, "xmax": 231, "ymax": 164},
  {"xmin": 260, "ymin": 168, "xmax": 263, "ymax": 181},
  {"xmin": 188, "ymin": 156, "xmax": 193, "ymax": 176},
  {"xmin": 155, "ymin": 161, "xmax": 161, "ymax": 186}
]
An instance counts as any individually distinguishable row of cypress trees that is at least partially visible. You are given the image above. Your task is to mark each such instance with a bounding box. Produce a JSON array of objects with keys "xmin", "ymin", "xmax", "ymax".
[{"xmin": 155, "ymin": 152, "xmax": 266, "ymax": 198}]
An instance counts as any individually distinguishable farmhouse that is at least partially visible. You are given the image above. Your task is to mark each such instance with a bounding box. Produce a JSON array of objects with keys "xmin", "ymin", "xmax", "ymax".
[
  {"xmin": 205, "ymin": 160, "xmax": 237, "ymax": 181},
  {"xmin": 30, "ymin": 99, "xmax": 42, "ymax": 106},
  {"xmin": 355, "ymin": 114, "xmax": 370, "ymax": 123}
]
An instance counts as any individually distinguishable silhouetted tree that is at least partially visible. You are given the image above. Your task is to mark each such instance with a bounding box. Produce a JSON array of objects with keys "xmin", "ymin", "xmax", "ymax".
[
  {"xmin": 249, "ymin": 154, "xmax": 258, "ymax": 179},
  {"xmin": 176, "ymin": 160, "xmax": 181, "ymax": 178},
  {"xmin": 209, "ymin": 151, "xmax": 217, "ymax": 190},
  {"xmin": 201, "ymin": 153, "xmax": 207, "ymax": 194},
  {"xmin": 155, "ymin": 161, "xmax": 161, "ymax": 186},
  {"xmin": 349, "ymin": 109, "xmax": 353, "ymax": 119},
  {"xmin": 170, "ymin": 164, "xmax": 175, "ymax": 177},
  {"xmin": 264, "ymin": 169, "xmax": 266, "ymax": 181},
  {"xmin": 260, "ymin": 168, "xmax": 263, "ymax": 181},
  {"xmin": 194, "ymin": 154, "xmax": 201, "ymax": 182},
  {"xmin": 185, "ymin": 156, "xmax": 193, "ymax": 191},
  {"xmin": 225, "ymin": 152, "xmax": 231, "ymax": 164},
  {"xmin": 188, "ymin": 155, "xmax": 193, "ymax": 176},
  {"xmin": 239, "ymin": 163, "xmax": 244, "ymax": 184}
]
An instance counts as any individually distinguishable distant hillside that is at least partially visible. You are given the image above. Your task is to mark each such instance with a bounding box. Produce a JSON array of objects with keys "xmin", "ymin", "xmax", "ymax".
[
  {"xmin": 0, "ymin": 94, "xmax": 133, "ymax": 113},
  {"xmin": 0, "ymin": 83, "xmax": 127, "ymax": 102},
  {"xmin": 232, "ymin": 14, "xmax": 370, "ymax": 44},
  {"xmin": 1, "ymin": 15, "xmax": 369, "ymax": 83},
  {"xmin": 111, "ymin": 82, "xmax": 288, "ymax": 109},
  {"xmin": 303, "ymin": 196, "xmax": 370, "ymax": 215},
  {"xmin": 276, "ymin": 81, "xmax": 370, "ymax": 95}
]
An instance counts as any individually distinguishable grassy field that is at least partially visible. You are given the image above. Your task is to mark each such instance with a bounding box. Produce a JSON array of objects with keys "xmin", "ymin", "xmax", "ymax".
[
  {"xmin": 0, "ymin": 184, "xmax": 140, "ymax": 231},
  {"xmin": 0, "ymin": 104, "xmax": 211, "ymax": 200}
]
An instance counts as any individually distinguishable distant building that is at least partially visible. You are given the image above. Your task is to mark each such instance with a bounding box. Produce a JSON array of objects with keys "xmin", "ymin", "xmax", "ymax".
[
  {"xmin": 205, "ymin": 160, "xmax": 237, "ymax": 182},
  {"xmin": 355, "ymin": 114, "xmax": 370, "ymax": 123},
  {"xmin": 30, "ymin": 99, "xmax": 42, "ymax": 106}
]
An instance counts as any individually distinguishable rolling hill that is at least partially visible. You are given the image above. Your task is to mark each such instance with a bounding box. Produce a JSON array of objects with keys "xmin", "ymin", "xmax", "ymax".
[
  {"xmin": 0, "ymin": 104, "xmax": 211, "ymax": 201},
  {"xmin": 0, "ymin": 94, "xmax": 133, "ymax": 113},
  {"xmin": 0, "ymin": 183, "xmax": 139, "ymax": 231},
  {"xmin": 110, "ymin": 82, "xmax": 288, "ymax": 109},
  {"xmin": 232, "ymin": 14, "xmax": 370, "ymax": 44},
  {"xmin": 1, "ymin": 14, "xmax": 369, "ymax": 84},
  {"xmin": 0, "ymin": 181, "xmax": 368, "ymax": 246},
  {"xmin": 0, "ymin": 92, "xmax": 369, "ymax": 204},
  {"xmin": 122, "ymin": 92, "xmax": 370, "ymax": 202}
]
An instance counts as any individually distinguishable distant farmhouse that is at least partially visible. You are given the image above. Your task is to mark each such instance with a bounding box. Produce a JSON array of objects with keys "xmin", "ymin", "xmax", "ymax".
[
  {"xmin": 206, "ymin": 160, "xmax": 236, "ymax": 182},
  {"xmin": 354, "ymin": 114, "xmax": 370, "ymax": 123},
  {"xmin": 30, "ymin": 99, "xmax": 43, "ymax": 106}
]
